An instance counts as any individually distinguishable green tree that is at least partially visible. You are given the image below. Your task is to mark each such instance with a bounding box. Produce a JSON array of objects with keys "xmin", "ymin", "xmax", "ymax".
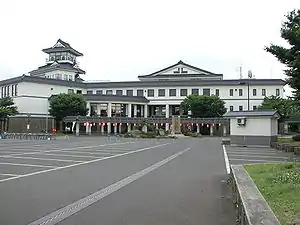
[
  {"xmin": 258, "ymin": 95, "xmax": 300, "ymax": 120},
  {"xmin": 265, "ymin": 9, "xmax": 300, "ymax": 99},
  {"xmin": 0, "ymin": 97, "xmax": 18, "ymax": 132},
  {"xmin": 181, "ymin": 95, "xmax": 227, "ymax": 117},
  {"xmin": 49, "ymin": 93, "xmax": 88, "ymax": 121}
]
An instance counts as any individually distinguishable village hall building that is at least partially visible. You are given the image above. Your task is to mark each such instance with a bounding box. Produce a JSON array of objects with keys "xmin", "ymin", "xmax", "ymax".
[{"xmin": 0, "ymin": 39, "xmax": 285, "ymax": 134}]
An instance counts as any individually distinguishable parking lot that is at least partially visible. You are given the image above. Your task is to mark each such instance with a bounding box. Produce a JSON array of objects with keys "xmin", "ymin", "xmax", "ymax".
[
  {"xmin": 224, "ymin": 145, "xmax": 298, "ymax": 166},
  {"xmin": 0, "ymin": 137, "xmax": 171, "ymax": 183}
]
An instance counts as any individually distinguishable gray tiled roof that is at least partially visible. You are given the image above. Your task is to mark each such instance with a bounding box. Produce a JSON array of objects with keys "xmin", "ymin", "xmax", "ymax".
[
  {"xmin": 30, "ymin": 63, "xmax": 86, "ymax": 75},
  {"xmin": 83, "ymin": 94, "xmax": 149, "ymax": 103},
  {"xmin": 0, "ymin": 75, "xmax": 285, "ymax": 88},
  {"xmin": 224, "ymin": 110, "xmax": 278, "ymax": 117}
]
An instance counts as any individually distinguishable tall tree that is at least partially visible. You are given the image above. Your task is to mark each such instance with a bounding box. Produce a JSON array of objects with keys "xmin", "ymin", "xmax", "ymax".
[
  {"xmin": 0, "ymin": 97, "xmax": 18, "ymax": 132},
  {"xmin": 181, "ymin": 95, "xmax": 227, "ymax": 117},
  {"xmin": 258, "ymin": 95, "xmax": 300, "ymax": 120},
  {"xmin": 49, "ymin": 93, "xmax": 88, "ymax": 121},
  {"xmin": 265, "ymin": 9, "xmax": 300, "ymax": 99}
]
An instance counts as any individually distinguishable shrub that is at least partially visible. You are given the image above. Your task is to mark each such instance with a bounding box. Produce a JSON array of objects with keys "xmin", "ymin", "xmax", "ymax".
[{"xmin": 292, "ymin": 135, "xmax": 300, "ymax": 142}]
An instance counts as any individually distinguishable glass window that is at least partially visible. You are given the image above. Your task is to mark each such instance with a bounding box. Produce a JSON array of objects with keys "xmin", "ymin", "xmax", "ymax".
[
  {"xmin": 116, "ymin": 90, "xmax": 123, "ymax": 96},
  {"xmin": 229, "ymin": 89, "xmax": 233, "ymax": 96},
  {"xmin": 147, "ymin": 89, "xmax": 154, "ymax": 97},
  {"xmin": 96, "ymin": 90, "xmax": 103, "ymax": 95},
  {"xmin": 87, "ymin": 90, "xmax": 93, "ymax": 95},
  {"xmin": 158, "ymin": 89, "xmax": 165, "ymax": 97},
  {"xmin": 253, "ymin": 89, "xmax": 257, "ymax": 96},
  {"xmin": 68, "ymin": 75, "xmax": 73, "ymax": 81},
  {"xmin": 276, "ymin": 89, "xmax": 280, "ymax": 96},
  {"xmin": 77, "ymin": 90, "xmax": 82, "ymax": 94},
  {"xmin": 239, "ymin": 106, "xmax": 243, "ymax": 111},
  {"xmin": 106, "ymin": 90, "xmax": 113, "ymax": 95},
  {"xmin": 253, "ymin": 105, "xmax": 257, "ymax": 110},
  {"xmin": 262, "ymin": 89, "xmax": 266, "ymax": 96},
  {"xmin": 169, "ymin": 89, "xmax": 176, "ymax": 96},
  {"xmin": 1, "ymin": 86, "xmax": 3, "ymax": 98},
  {"xmin": 215, "ymin": 89, "xmax": 219, "ymax": 96},
  {"xmin": 126, "ymin": 90, "xmax": 133, "ymax": 96},
  {"xmin": 203, "ymin": 88, "xmax": 210, "ymax": 96},
  {"xmin": 7, "ymin": 85, "xmax": 9, "ymax": 96},
  {"xmin": 68, "ymin": 89, "xmax": 74, "ymax": 93},
  {"xmin": 230, "ymin": 106, "xmax": 234, "ymax": 111},
  {"xmin": 137, "ymin": 89, "xmax": 144, "ymax": 97},
  {"xmin": 11, "ymin": 85, "xmax": 14, "ymax": 96},
  {"xmin": 15, "ymin": 84, "xmax": 18, "ymax": 96},
  {"xmin": 239, "ymin": 89, "xmax": 243, "ymax": 96},
  {"xmin": 191, "ymin": 88, "xmax": 199, "ymax": 95},
  {"xmin": 180, "ymin": 89, "xmax": 187, "ymax": 96},
  {"xmin": 64, "ymin": 74, "xmax": 68, "ymax": 80}
]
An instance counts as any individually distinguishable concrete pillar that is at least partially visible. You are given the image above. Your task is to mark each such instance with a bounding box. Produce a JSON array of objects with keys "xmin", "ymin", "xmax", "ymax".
[
  {"xmin": 75, "ymin": 123, "xmax": 80, "ymax": 136},
  {"xmin": 197, "ymin": 125, "xmax": 200, "ymax": 134},
  {"xmin": 96, "ymin": 104, "xmax": 101, "ymax": 116},
  {"xmin": 128, "ymin": 104, "xmax": 132, "ymax": 118},
  {"xmin": 86, "ymin": 123, "xmax": 89, "ymax": 134},
  {"xmin": 141, "ymin": 106, "xmax": 144, "ymax": 117},
  {"xmin": 87, "ymin": 102, "xmax": 91, "ymax": 116},
  {"xmin": 107, "ymin": 102, "xmax": 112, "ymax": 117},
  {"xmin": 128, "ymin": 124, "xmax": 131, "ymax": 132},
  {"xmin": 119, "ymin": 123, "xmax": 122, "ymax": 134},
  {"xmin": 101, "ymin": 124, "xmax": 104, "ymax": 134},
  {"xmin": 223, "ymin": 124, "xmax": 227, "ymax": 136},
  {"xmin": 165, "ymin": 123, "xmax": 169, "ymax": 132},
  {"xmin": 144, "ymin": 105, "xmax": 148, "ymax": 118},
  {"xmin": 156, "ymin": 123, "xmax": 159, "ymax": 130},
  {"xmin": 210, "ymin": 125, "xmax": 214, "ymax": 136},
  {"xmin": 107, "ymin": 123, "xmax": 111, "ymax": 134},
  {"xmin": 89, "ymin": 125, "xmax": 92, "ymax": 135},
  {"xmin": 133, "ymin": 104, "xmax": 138, "ymax": 117},
  {"xmin": 165, "ymin": 104, "xmax": 169, "ymax": 118},
  {"xmin": 114, "ymin": 124, "xmax": 117, "ymax": 134}
]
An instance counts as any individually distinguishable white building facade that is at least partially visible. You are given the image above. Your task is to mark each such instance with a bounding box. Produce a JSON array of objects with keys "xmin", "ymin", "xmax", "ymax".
[{"xmin": 0, "ymin": 40, "xmax": 285, "ymax": 133}]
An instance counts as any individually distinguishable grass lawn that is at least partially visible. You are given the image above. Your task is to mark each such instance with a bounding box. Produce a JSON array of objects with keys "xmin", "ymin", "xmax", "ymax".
[
  {"xmin": 245, "ymin": 163, "xmax": 300, "ymax": 225},
  {"xmin": 277, "ymin": 137, "xmax": 300, "ymax": 146}
]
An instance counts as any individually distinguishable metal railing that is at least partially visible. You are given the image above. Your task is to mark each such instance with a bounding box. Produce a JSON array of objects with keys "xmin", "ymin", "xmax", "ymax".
[{"xmin": 0, "ymin": 133, "xmax": 55, "ymax": 140}]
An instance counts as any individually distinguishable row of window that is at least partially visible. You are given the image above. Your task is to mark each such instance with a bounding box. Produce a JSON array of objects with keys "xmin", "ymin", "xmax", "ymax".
[
  {"xmin": 229, "ymin": 88, "xmax": 280, "ymax": 97},
  {"xmin": 1, "ymin": 84, "xmax": 18, "ymax": 98},
  {"xmin": 229, "ymin": 105, "xmax": 258, "ymax": 111},
  {"xmin": 46, "ymin": 74, "xmax": 73, "ymax": 81},
  {"xmin": 84, "ymin": 88, "xmax": 218, "ymax": 97}
]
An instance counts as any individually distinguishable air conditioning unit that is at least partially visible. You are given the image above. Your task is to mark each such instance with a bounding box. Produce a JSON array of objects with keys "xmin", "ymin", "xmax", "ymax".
[{"xmin": 237, "ymin": 117, "xmax": 246, "ymax": 126}]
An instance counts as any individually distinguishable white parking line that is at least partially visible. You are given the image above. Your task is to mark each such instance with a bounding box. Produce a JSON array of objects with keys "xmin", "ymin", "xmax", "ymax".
[
  {"xmin": 0, "ymin": 162, "xmax": 56, "ymax": 168},
  {"xmin": 0, "ymin": 142, "xmax": 172, "ymax": 183},
  {"xmin": 226, "ymin": 150, "xmax": 278, "ymax": 155},
  {"xmin": 0, "ymin": 173, "xmax": 19, "ymax": 177},
  {"xmin": 2, "ymin": 156, "xmax": 84, "ymax": 163},
  {"xmin": 227, "ymin": 154, "xmax": 288, "ymax": 159},
  {"xmin": 39, "ymin": 153, "xmax": 101, "ymax": 159},
  {"xmin": 229, "ymin": 158, "xmax": 287, "ymax": 163},
  {"xmin": 59, "ymin": 150, "xmax": 117, "ymax": 155}
]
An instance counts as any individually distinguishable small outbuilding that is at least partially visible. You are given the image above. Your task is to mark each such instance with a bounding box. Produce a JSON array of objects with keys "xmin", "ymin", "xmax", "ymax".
[{"xmin": 224, "ymin": 110, "xmax": 280, "ymax": 147}]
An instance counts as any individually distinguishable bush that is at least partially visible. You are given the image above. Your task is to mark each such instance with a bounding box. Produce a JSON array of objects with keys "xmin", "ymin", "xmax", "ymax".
[{"xmin": 292, "ymin": 135, "xmax": 300, "ymax": 142}]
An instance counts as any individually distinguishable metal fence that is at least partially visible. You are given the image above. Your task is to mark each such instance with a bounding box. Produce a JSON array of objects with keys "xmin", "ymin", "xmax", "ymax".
[{"xmin": 0, "ymin": 133, "xmax": 55, "ymax": 140}]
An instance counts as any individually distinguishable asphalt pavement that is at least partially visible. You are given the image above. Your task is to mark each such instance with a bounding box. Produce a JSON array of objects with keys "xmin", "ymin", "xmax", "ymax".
[{"xmin": 0, "ymin": 136, "xmax": 235, "ymax": 225}]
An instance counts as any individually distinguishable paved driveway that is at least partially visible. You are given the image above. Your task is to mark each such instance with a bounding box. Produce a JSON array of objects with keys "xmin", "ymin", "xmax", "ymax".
[{"xmin": 0, "ymin": 137, "xmax": 235, "ymax": 225}]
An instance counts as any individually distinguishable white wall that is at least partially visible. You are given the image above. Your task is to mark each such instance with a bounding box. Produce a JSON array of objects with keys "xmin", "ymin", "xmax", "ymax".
[
  {"xmin": 13, "ymin": 96, "xmax": 48, "ymax": 115},
  {"xmin": 230, "ymin": 117, "xmax": 271, "ymax": 136},
  {"xmin": 271, "ymin": 118, "xmax": 278, "ymax": 136}
]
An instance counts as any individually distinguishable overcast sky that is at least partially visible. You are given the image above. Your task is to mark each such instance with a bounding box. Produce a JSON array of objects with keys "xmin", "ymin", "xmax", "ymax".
[{"xmin": 0, "ymin": 0, "xmax": 299, "ymax": 85}]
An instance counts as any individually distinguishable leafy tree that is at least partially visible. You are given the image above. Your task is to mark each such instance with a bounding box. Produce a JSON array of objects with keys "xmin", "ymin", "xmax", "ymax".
[
  {"xmin": 0, "ymin": 97, "xmax": 18, "ymax": 132},
  {"xmin": 49, "ymin": 93, "xmax": 88, "ymax": 121},
  {"xmin": 181, "ymin": 95, "xmax": 227, "ymax": 117},
  {"xmin": 258, "ymin": 95, "xmax": 300, "ymax": 120},
  {"xmin": 265, "ymin": 9, "xmax": 300, "ymax": 99}
]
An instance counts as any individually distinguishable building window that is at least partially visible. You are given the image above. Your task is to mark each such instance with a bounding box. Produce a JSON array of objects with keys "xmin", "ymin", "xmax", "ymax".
[
  {"xmin": 215, "ymin": 89, "xmax": 219, "ymax": 96},
  {"xmin": 253, "ymin": 105, "xmax": 257, "ymax": 110},
  {"xmin": 14, "ymin": 84, "xmax": 18, "ymax": 96},
  {"xmin": 68, "ymin": 89, "xmax": 74, "ymax": 93},
  {"xmin": 239, "ymin": 106, "xmax": 243, "ymax": 111},
  {"xmin": 239, "ymin": 89, "xmax": 243, "ymax": 96},
  {"xmin": 262, "ymin": 89, "xmax": 266, "ymax": 96},
  {"xmin": 180, "ymin": 89, "xmax": 187, "ymax": 96},
  {"xmin": 253, "ymin": 89, "xmax": 257, "ymax": 96},
  {"xmin": 11, "ymin": 85, "xmax": 14, "ymax": 96},
  {"xmin": 96, "ymin": 90, "xmax": 102, "ymax": 95},
  {"xmin": 77, "ymin": 90, "xmax": 82, "ymax": 94},
  {"xmin": 64, "ymin": 74, "xmax": 68, "ymax": 80},
  {"xmin": 116, "ymin": 90, "xmax": 123, "ymax": 96},
  {"xmin": 7, "ymin": 85, "xmax": 9, "ymax": 97},
  {"xmin": 229, "ymin": 89, "xmax": 233, "ymax": 96},
  {"xmin": 137, "ymin": 89, "xmax": 143, "ymax": 97},
  {"xmin": 158, "ymin": 89, "xmax": 165, "ymax": 97},
  {"xmin": 169, "ymin": 89, "xmax": 176, "ymax": 96},
  {"xmin": 87, "ymin": 90, "xmax": 93, "ymax": 95},
  {"xmin": 68, "ymin": 75, "xmax": 73, "ymax": 81},
  {"xmin": 276, "ymin": 89, "xmax": 280, "ymax": 96},
  {"xmin": 106, "ymin": 90, "xmax": 113, "ymax": 95},
  {"xmin": 126, "ymin": 90, "xmax": 133, "ymax": 96},
  {"xmin": 203, "ymin": 88, "xmax": 210, "ymax": 96},
  {"xmin": 230, "ymin": 106, "xmax": 234, "ymax": 111},
  {"xmin": 191, "ymin": 88, "xmax": 199, "ymax": 95},
  {"xmin": 1, "ymin": 86, "xmax": 3, "ymax": 98},
  {"xmin": 147, "ymin": 89, "xmax": 154, "ymax": 97}
]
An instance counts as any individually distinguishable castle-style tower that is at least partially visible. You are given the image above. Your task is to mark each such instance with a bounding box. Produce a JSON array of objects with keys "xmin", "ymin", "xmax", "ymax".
[{"xmin": 29, "ymin": 39, "xmax": 85, "ymax": 81}]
